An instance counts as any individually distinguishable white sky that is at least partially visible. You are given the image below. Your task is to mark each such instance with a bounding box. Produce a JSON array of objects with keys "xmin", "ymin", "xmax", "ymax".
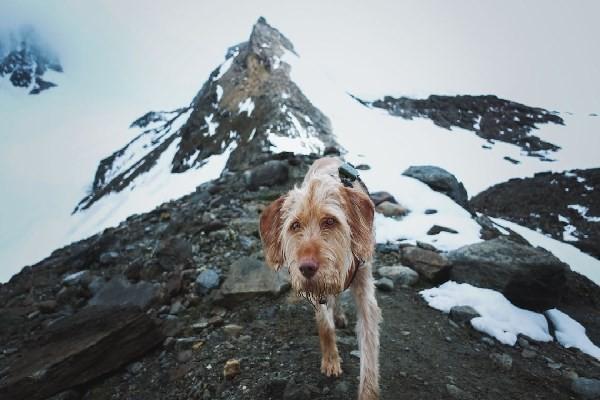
[{"xmin": 1, "ymin": 0, "xmax": 599, "ymax": 282}]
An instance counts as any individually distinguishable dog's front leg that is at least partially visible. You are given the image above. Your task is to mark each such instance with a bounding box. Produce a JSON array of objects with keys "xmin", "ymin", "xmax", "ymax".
[
  {"xmin": 352, "ymin": 263, "xmax": 382, "ymax": 400},
  {"xmin": 316, "ymin": 300, "xmax": 342, "ymax": 377}
]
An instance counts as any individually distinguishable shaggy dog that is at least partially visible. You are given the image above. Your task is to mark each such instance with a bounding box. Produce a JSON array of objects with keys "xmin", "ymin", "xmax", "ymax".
[{"xmin": 259, "ymin": 157, "xmax": 381, "ymax": 400}]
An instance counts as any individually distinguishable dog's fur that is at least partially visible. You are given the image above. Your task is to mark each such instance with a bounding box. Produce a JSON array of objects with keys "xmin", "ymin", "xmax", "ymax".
[{"xmin": 259, "ymin": 157, "xmax": 382, "ymax": 400}]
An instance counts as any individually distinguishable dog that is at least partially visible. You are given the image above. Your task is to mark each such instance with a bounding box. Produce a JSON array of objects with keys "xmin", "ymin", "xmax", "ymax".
[{"xmin": 259, "ymin": 157, "xmax": 382, "ymax": 400}]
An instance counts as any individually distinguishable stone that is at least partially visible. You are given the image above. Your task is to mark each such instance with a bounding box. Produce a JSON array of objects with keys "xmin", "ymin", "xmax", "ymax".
[
  {"xmin": 98, "ymin": 251, "xmax": 119, "ymax": 265},
  {"xmin": 62, "ymin": 270, "xmax": 91, "ymax": 287},
  {"xmin": 446, "ymin": 384, "xmax": 470, "ymax": 400},
  {"xmin": 427, "ymin": 225, "xmax": 458, "ymax": 235},
  {"xmin": 377, "ymin": 266, "xmax": 418, "ymax": 287},
  {"xmin": 402, "ymin": 246, "xmax": 451, "ymax": 283},
  {"xmin": 490, "ymin": 353, "xmax": 512, "ymax": 370},
  {"xmin": 87, "ymin": 277, "xmax": 161, "ymax": 310},
  {"xmin": 223, "ymin": 359, "xmax": 241, "ymax": 379},
  {"xmin": 402, "ymin": 165, "xmax": 469, "ymax": 209},
  {"xmin": 369, "ymin": 191, "xmax": 397, "ymax": 206},
  {"xmin": 176, "ymin": 350, "xmax": 193, "ymax": 363},
  {"xmin": 0, "ymin": 307, "xmax": 164, "ymax": 400},
  {"xmin": 127, "ymin": 362, "xmax": 143, "ymax": 375},
  {"xmin": 376, "ymin": 242, "xmax": 400, "ymax": 254},
  {"xmin": 424, "ymin": 209, "xmax": 438, "ymax": 215},
  {"xmin": 223, "ymin": 324, "xmax": 243, "ymax": 337},
  {"xmin": 244, "ymin": 160, "xmax": 289, "ymax": 190},
  {"xmin": 521, "ymin": 349, "xmax": 537, "ymax": 359},
  {"xmin": 375, "ymin": 277, "xmax": 394, "ymax": 291},
  {"xmin": 219, "ymin": 257, "xmax": 290, "ymax": 305},
  {"xmin": 416, "ymin": 241, "xmax": 438, "ymax": 251},
  {"xmin": 448, "ymin": 237, "xmax": 570, "ymax": 311},
  {"xmin": 169, "ymin": 301, "xmax": 185, "ymax": 315},
  {"xmin": 375, "ymin": 201, "xmax": 409, "ymax": 218},
  {"xmin": 195, "ymin": 269, "xmax": 221, "ymax": 294},
  {"xmin": 571, "ymin": 377, "xmax": 600, "ymax": 399},
  {"xmin": 37, "ymin": 300, "xmax": 58, "ymax": 314},
  {"xmin": 449, "ymin": 306, "xmax": 480, "ymax": 325}
]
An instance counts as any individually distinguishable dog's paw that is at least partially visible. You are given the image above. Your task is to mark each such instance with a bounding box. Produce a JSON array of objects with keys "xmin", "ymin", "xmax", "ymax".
[
  {"xmin": 321, "ymin": 356, "xmax": 343, "ymax": 377},
  {"xmin": 334, "ymin": 313, "xmax": 348, "ymax": 329}
]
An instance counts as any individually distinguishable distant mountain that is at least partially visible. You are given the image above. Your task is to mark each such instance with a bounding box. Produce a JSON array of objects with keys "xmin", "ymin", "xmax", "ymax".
[
  {"xmin": 74, "ymin": 17, "xmax": 336, "ymax": 213},
  {"xmin": 0, "ymin": 26, "xmax": 63, "ymax": 95}
]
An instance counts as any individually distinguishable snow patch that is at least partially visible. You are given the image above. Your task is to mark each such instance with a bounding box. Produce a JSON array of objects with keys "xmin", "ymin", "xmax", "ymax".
[
  {"xmin": 568, "ymin": 204, "xmax": 600, "ymax": 222},
  {"xmin": 420, "ymin": 281, "xmax": 552, "ymax": 345},
  {"xmin": 204, "ymin": 113, "xmax": 219, "ymax": 137},
  {"xmin": 546, "ymin": 309, "xmax": 600, "ymax": 360},
  {"xmin": 238, "ymin": 97, "xmax": 255, "ymax": 116}
]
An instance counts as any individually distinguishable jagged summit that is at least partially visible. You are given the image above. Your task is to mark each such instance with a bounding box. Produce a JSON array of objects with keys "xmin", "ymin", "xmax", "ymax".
[
  {"xmin": 75, "ymin": 17, "xmax": 336, "ymax": 213},
  {"xmin": 0, "ymin": 26, "xmax": 62, "ymax": 95}
]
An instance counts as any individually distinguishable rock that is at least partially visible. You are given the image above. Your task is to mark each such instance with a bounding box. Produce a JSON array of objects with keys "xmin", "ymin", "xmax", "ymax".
[
  {"xmin": 370, "ymin": 191, "xmax": 397, "ymax": 206},
  {"xmin": 87, "ymin": 277, "xmax": 161, "ymax": 310},
  {"xmin": 244, "ymin": 160, "xmax": 289, "ymax": 190},
  {"xmin": 571, "ymin": 377, "xmax": 600, "ymax": 399},
  {"xmin": 402, "ymin": 247, "xmax": 451, "ymax": 283},
  {"xmin": 37, "ymin": 300, "xmax": 58, "ymax": 314},
  {"xmin": 169, "ymin": 301, "xmax": 185, "ymax": 315},
  {"xmin": 219, "ymin": 257, "xmax": 290, "ymax": 305},
  {"xmin": 377, "ymin": 266, "xmax": 418, "ymax": 287},
  {"xmin": 490, "ymin": 353, "xmax": 513, "ymax": 370},
  {"xmin": 355, "ymin": 164, "xmax": 370, "ymax": 170},
  {"xmin": 446, "ymin": 384, "xmax": 470, "ymax": 400},
  {"xmin": 165, "ymin": 273, "xmax": 182, "ymax": 298},
  {"xmin": 427, "ymin": 225, "xmax": 458, "ymax": 235},
  {"xmin": 127, "ymin": 362, "xmax": 143, "ymax": 375},
  {"xmin": 62, "ymin": 271, "xmax": 91, "ymax": 287},
  {"xmin": 402, "ymin": 165, "xmax": 469, "ymax": 209},
  {"xmin": 156, "ymin": 238, "xmax": 194, "ymax": 270},
  {"xmin": 375, "ymin": 201, "xmax": 409, "ymax": 218},
  {"xmin": 223, "ymin": 324, "xmax": 243, "ymax": 337},
  {"xmin": 448, "ymin": 237, "xmax": 570, "ymax": 311},
  {"xmin": 99, "ymin": 251, "xmax": 119, "ymax": 265},
  {"xmin": 176, "ymin": 350, "xmax": 193, "ymax": 363},
  {"xmin": 376, "ymin": 242, "xmax": 400, "ymax": 254},
  {"xmin": 375, "ymin": 277, "xmax": 394, "ymax": 292},
  {"xmin": 223, "ymin": 359, "xmax": 241, "ymax": 379},
  {"xmin": 449, "ymin": 306, "xmax": 480, "ymax": 325},
  {"xmin": 416, "ymin": 241, "xmax": 438, "ymax": 251},
  {"xmin": 195, "ymin": 269, "xmax": 221, "ymax": 294},
  {"xmin": 424, "ymin": 209, "xmax": 438, "ymax": 214},
  {"xmin": 521, "ymin": 349, "xmax": 537, "ymax": 359},
  {"xmin": 0, "ymin": 306, "xmax": 164, "ymax": 400}
]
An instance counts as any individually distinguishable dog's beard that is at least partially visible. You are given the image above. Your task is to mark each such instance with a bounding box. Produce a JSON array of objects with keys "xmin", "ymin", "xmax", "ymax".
[{"xmin": 288, "ymin": 263, "xmax": 347, "ymax": 308}]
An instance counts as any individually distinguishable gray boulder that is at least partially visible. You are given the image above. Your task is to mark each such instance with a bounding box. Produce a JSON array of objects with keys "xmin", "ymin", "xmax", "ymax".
[
  {"xmin": 377, "ymin": 266, "xmax": 419, "ymax": 287},
  {"xmin": 571, "ymin": 377, "xmax": 600, "ymax": 399},
  {"xmin": 244, "ymin": 160, "xmax": 289, "ymax": 190},
  {"xmin": 88, "ymin": 277, "xmax": 161, "ymax": 310},
  {"xmin": 402, "ymin": 165, "xmax": 469, "ymax": 209},
  {"xmin": 401, "ymin": 246, "xmax": 451, "ymax": 283},
  {"xmin": 448, "ymin": 238, "xmax": 570, "ymax": 311},
  {"xmin": 219, "ymin": 257, "xmax": 290, "ymax": 305}
]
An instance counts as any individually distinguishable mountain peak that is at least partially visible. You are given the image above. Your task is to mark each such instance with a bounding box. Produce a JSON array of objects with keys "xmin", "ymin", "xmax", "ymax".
[{"xmin": 74, "ymin": 19, "xmax": 337, "ymax": 213}]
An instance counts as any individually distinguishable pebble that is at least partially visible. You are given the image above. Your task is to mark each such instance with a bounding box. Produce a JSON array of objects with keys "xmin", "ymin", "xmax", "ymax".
[
  {"xmin": 521, "ymin": 349, "xmax": 537, "ymax": 359},
  {"xmin": 127, "ymin": 362, "xmax": 144, "ymax": 375},
  {"xmin": 375, "ymin": 277, "xmax": 394, "ymax": 292},
  {"xmin": 223, "ymin": 359, "xmax": 241, "ymax": 379},
  {"xmin": 169, "ymin": 301, "xmax": 185, "ymax": 315},
  {"xmin": 195, "ymin": 269, "xmax": 221, "ymax": 294},
  {"xmin": 446, "ymin": 384, "xmax": 469, "ymax": 399},
  {"xmin": 490, "ymin": 353, "xmax": 512, "ymax": 370},
  {"xmin": 223, "ymin": 324, "xmax": 243, "ymax": 337}
]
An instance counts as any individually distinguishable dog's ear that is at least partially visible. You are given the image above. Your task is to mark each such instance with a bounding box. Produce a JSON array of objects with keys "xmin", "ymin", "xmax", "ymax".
[
  {"xmin": 341, "ymin": 187, "xmax": 375, "ymax": 262},
  {"xmin": 259, "ymin": 196, "xmax": 286, "ymax": 271}
]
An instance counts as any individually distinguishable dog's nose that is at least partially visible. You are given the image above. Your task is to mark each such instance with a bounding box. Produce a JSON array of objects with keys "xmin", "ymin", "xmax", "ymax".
[{"xmin": 299, "ymin": 260, "xmax": 318, "ymax": 279}]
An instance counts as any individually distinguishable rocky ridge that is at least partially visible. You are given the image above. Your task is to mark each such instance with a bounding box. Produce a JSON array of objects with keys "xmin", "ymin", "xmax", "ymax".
[
  {"xmin": 0, "ymin": 26, "xmax": 62, "ymax": 95},
  {"xmin": 74, "ymin": 17, "xmax": 336, "ymax": 212},
  {"xmin": 364, "ymin": 94, "xmax": 563, "ymax": 159}
]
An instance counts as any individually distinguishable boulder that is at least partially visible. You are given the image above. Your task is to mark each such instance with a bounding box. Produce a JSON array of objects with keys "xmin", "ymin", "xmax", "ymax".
[
  {"xmin": 0, "ymin": 306, "xmax": 164, "ymax": 400},
  {"xmin": 402, "ymin": 165, "xmax": 469, "ymax": 209},
  {"xmin": 369, "ymin": 191, "xmax": 397, "ymax": 206},
  {"xmin": 219, "ymin": 257, "xmax": 290, "ymax": 305},
  {"xmin": 427, "ymin": 225, "xmax": 458, "ymax": 235},
  {"xmin": 87, "ymin": 277, "xmax": 161, "ymax": 310},
  {"xmin": 449, "ymin": 305, "xmax": 480, "ymax": 325},
  {"xmin": 375, "ymin": 201, "xmax": 409, "ymax": 218},
  {"xmin": 571, "ymin": 377, "xmax": 600, "ymax": 399},
  {"xmin": 244, "ymin": 160, "xmax": 289, "ymax": 190},
  {"xmin": 377, "ymin": 266, "xmax": 419, "ymax": 287},
  {"xmin": 448, "ymin": 238, "xmax": 570, "ymax": 311},
  {"xmin": 401, "ymin": 247, "xmax": 451, "ymax": 283}
]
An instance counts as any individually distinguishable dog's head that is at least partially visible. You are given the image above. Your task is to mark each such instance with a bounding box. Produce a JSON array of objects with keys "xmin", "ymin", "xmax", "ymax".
[{"xmin": 259, "ymin": 176, "xmax": 374, "ymax": 300}]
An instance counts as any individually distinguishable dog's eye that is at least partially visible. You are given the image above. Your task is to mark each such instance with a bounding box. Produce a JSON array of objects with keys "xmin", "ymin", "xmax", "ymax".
[
  {"xmin": 290, "ymin": 221, "xmax": 301, "ymax": 232},
  {"xmin": 322, "ymin": 217, "xmax": 336, "ymax": 228}
]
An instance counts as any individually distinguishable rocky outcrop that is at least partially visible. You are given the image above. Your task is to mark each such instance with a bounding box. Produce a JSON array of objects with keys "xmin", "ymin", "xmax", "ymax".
[
  {"xmin": 402, "ymin": 165, "xmax": 469, "ymax": 209},
  {"xmin": 470, "ymin": 168, "xmax": 600, "ymax": 259},
  {"xmin": 364, "ymin": 94, "xmax": 563, "ymax": 158},
  {"xmin": 74, "ymin": 17, "xmax": 336, "ymax": 212},
  {"xmin": 448, "ymin": 238, "xmax": 570, "ymax": 311},
  {"xmin": 0, "ymin": 307, "xmax": 164, "ymax": 400},
  {"xmin": 0, "ymin": 26, "xmax": 62, "ymax": 95}
]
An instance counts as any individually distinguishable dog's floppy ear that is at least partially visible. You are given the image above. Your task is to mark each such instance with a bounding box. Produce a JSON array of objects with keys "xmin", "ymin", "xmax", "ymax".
[
  {"xmin": 341, "ymin": 187, "xmax": 375, "ymax": 262},
  {"xmin": 259, "ymin": 196, "xmax": 286, "ymax": 271}
]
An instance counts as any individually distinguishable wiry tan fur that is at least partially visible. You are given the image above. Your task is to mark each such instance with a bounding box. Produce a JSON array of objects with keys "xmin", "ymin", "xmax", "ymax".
[{"xmin": 260, "ymin": 157, "xmax": 382, "ymax": 400}]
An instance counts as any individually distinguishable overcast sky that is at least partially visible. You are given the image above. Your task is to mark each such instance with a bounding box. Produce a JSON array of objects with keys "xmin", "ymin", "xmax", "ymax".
[{"xmin": 1, "ymin": 0, "xmax": 599, "ymax": 281}]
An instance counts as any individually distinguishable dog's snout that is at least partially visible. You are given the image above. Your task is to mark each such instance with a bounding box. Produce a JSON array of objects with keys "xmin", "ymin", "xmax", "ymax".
[{"xmin": 299, "ymin": 260, "xmax": 318, "ymax": 278}]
